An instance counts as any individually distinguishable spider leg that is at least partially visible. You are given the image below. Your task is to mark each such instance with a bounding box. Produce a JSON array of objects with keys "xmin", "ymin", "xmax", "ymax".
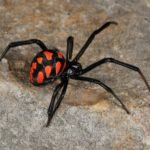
[
  {"xmin": 0, "ymin": 39, "xmax": 48, "ymax": 61},
  {"xmin": 80, "ymin": 57, "xmax": 150, "ymax": 92},
  {"xmin": 71, "ymin": 76, "xmax": 130, "ymax": 114},
  {"xmin": 51, "ymin": 80, "xmax": 68, "ymax": 117},
  {"xmin": 66, "ymin": 36, "xmax": 74, "ymax": 62},
  {"xmin": 46, "ymin": 82, "xmax": 64, "ymax": 127},
  {"xmin": 46, "ymin": 79, "xmax": 68, "ymax": 127},
  {"xmin": 72, "ymin": 21, "xmax": 118, "ymax": 62}
]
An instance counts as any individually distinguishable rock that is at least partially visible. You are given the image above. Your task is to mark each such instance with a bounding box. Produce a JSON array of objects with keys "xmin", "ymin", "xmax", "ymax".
[{"xmin": 0, "ymin": 0, "xmax": 150, "ymax": 150}]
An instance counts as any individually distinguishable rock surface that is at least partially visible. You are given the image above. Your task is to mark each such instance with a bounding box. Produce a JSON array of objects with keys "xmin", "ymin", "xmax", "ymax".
[{"xmin": 0, "ymin": 0, "xmax": 150, "ymax": 150}]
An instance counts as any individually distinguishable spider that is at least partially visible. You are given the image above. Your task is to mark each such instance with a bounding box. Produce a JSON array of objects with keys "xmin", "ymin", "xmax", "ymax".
[{"xmin": 0, "ymin": 21, "xmax": 150, "ymax": 127}]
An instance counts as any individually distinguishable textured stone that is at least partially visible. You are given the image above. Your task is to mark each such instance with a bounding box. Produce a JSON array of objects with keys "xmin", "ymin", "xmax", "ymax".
[{"xmin": 0, "ymin": 0, "xmax": 150, "ymax": 150}]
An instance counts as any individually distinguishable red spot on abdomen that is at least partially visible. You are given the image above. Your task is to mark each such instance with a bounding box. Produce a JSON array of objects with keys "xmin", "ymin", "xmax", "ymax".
[
  {"xmin": 30, "ymin": 69, "xmax": 33, "ymax": 82},
  {"xmin": 30, "ymin": 62, "xmax": 37, "ymax": 83},
  {"xmin": 45, "ymin": 65, "xmax": 52, "ymax": 78},
  {"xmin": 43, "ymin": 51, "xmax": 53, "ymax": 60},
  {"xmin": 31, "ymin": 62, "xmax": 37, "ymax": 69},
  {"xmin": 37, "ymin": 57, "xmax": 43, "ymax": 64},
  {"xmin": 56, "ymin": 62, "xmax": 61, "ymax": 74},
  {"xmin": 37, "ymin": 71, "xmax": 44, "ymax": 84},
  {"xmin": 57, "ymin": 52, "xmax": 63, "ymax": 58}
]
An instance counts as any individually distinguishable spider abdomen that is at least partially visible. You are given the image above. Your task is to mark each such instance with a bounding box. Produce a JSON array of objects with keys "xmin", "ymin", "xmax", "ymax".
[{"xmin": 30, "ymin": 49, "xmax": 66, "ymax": 85}]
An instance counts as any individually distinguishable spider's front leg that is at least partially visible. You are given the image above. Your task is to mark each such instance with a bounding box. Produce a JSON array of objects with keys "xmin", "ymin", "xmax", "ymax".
[
  {"xmin": 0, "ymin": 39, "xmax": 48, "ymax": 61},
  {"xmin": 46, "ymin": 79, "xmax": 68, "ymax": 127},
  {"xmin": 66, "ymin": 36, "xmax": 74, "ymax": 62},
  {"xmin": 71, "ymin": 57, "xmax": 150, "ymax": 114},
  {"xmin": 71, "ymin": 76, "xmax": 130, "ymax": 114},
  {"xmin": 80, "ymin": 58, "xmax": 150, "ymax": 92},
  {"xmin": 72, "ymin": 21, "xmax": 118, "ymax": 62}
]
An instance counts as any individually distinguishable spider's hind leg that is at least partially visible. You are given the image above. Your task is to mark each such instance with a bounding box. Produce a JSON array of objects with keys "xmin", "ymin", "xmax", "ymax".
[{"xmin": 0, "ymin": 39, "xmax": 48, "ymax": 61}]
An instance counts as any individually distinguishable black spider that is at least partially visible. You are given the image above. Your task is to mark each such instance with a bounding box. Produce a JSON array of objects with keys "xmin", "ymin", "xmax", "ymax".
[{"xmin": 0, "ymin": 21, "xmax": 150, "ymax": 127}]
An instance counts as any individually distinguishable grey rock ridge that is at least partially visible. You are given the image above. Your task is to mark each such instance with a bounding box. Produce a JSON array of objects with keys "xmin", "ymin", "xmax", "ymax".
[{"xmin": 0, "ymin": 0, "xmax": 150, "ymax": 150}]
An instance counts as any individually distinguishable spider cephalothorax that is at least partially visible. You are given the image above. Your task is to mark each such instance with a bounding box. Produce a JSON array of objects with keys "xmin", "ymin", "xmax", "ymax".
[{"xmin": 0, "ymin": 21, "xmax": 150, "ymax": 127}]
